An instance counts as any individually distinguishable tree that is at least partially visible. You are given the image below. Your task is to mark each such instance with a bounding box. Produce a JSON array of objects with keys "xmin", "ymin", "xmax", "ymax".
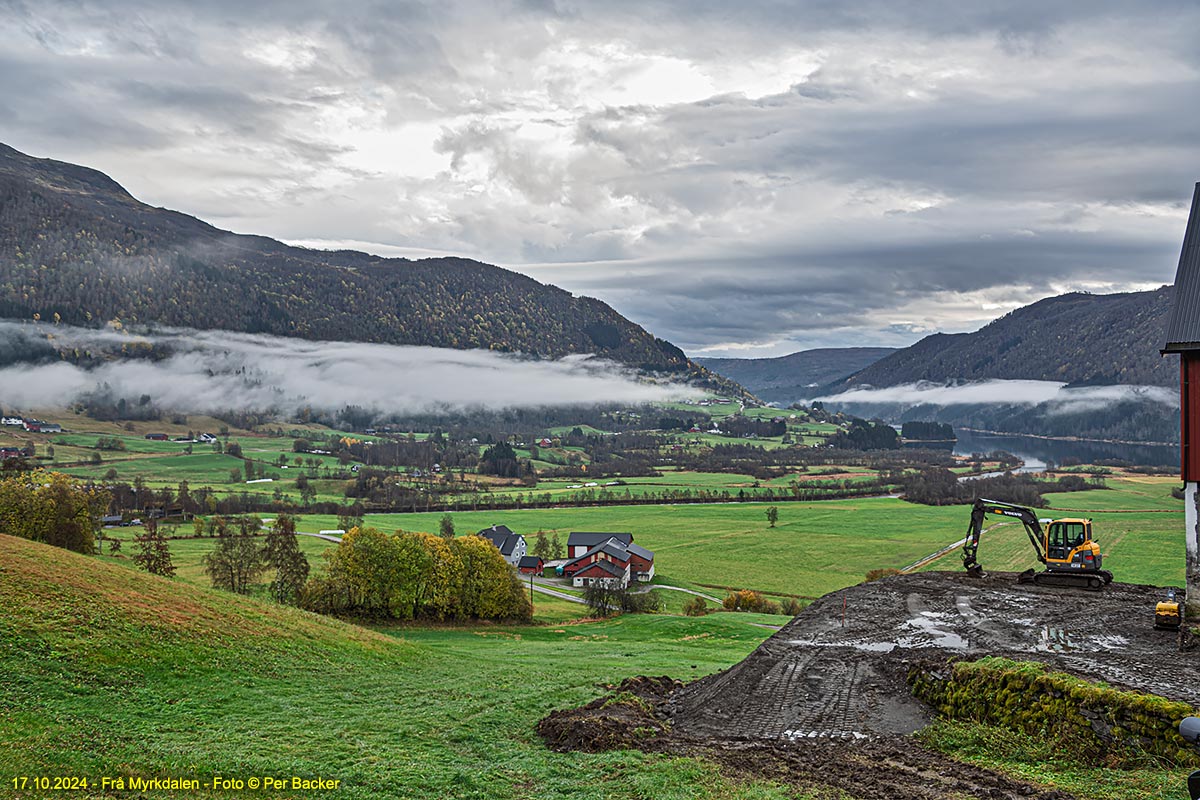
[
  {"xmin": 132, "ymin": 519, "xmax": 175, "ymax": 577},
  {"xmin": 583, "ymin": 583, "xmax": 662, "ymax": 617},
  {"xmin": 549, "ymin": 532, "xmax": 563, "ymax": 559},
  {"xmin": 0, "ymin": 469, "xmax": 108, "ymax": 554},
  {"xmin": 531, "ymin": 530, "xmax": 550, "ymax": 559},
  {"xmin": 203, "ymin": 523, "xmax": 265, "ymax": 594},
  {"xmin": 439, "ymin": 513, "xmax": 455, "ymax": 540},
  {"xmin": 766, "ymin": 506, "xmax": 779, "ymax": 527},
  {"xmin": 262, "ymin": 515, "xmax": 309, "ymax": 604},
  {"xmin": 337, "ymin": 508, "xmax": 363, "ymax": 533},
  {"xmin": 682, "ymin": 595, "xmax": 709, "ymax": 616}
]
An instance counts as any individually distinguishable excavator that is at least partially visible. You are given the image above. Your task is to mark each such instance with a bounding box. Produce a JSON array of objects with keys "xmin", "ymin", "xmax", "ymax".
[{"xmin": 961, "ymin": 498, "xmax": 1114, "ymax": 590}]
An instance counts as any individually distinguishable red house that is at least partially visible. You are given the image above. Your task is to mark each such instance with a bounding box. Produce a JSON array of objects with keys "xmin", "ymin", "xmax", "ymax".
[
  {"xmin": 561, "ymin": 535, "xmax": 654, "ymax": 587},
  {"xmin": 1162, "ymin": 181, "xmax": 1200, "ymax": 613},
  {"xmin": 517, "ymin": 556, "xmax": 543, "ymax": 575},
  {"xmin": 566, "ymin": 531, "xmax": 633, "ymax": 559}
]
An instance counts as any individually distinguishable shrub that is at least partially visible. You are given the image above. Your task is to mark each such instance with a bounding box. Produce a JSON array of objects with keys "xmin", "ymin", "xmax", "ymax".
[
  {"xmin": 723, "ymin": 589, "xmax": 779, "ymax": 613},
  {"xmin": 865, "ymin": 567, "xmax": 902, "ymax": 582},
  {"xmin": 682, "ymin": 595, "xmax": 709, "ymax": 616}
]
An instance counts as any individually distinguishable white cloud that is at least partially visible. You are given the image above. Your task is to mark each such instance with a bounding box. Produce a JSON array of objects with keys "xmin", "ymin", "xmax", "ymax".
[{"xmin": 1, "ymin": 1, "xmax": 1197, "ymax": 354}]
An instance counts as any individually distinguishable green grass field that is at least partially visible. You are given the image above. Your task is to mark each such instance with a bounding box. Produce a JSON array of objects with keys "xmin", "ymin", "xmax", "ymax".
[
  {"xmin": 915, "ymin": 476, "xmax": 1185, "ymax": 586},
  {"xmin": 3, "ymin": 529, "xmax": 1188, "ymax": 799},
  {"xmin": 0, "ymin": 534, "xmax": 802, "ymax": 800},
  {"xmin": 261, "ymin": 477, "xmax": 1185, "ymax": 598}
]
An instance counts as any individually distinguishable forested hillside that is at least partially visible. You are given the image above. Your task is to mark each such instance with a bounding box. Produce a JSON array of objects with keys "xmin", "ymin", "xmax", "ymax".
[
  {"xmin": 0, "ymin": 143, "xmax": 729, "ymax": 386},
  {"xmin": 697, "ymin": 347, "xmax": 896, "ymax": 404},
  {"xmin": 829, "ymin": 288, "xmax": 1175, "ymax": 390}
]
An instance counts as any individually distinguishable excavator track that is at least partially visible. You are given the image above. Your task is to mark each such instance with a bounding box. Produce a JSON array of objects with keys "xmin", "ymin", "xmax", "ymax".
[{"xmin": 1018, "ymin": 568, "xmax": 1113, "ymax": 591}]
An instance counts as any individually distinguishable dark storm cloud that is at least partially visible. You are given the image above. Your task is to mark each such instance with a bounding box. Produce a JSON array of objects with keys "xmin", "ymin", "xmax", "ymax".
[{"xmin": 0, "ymin": 0, "xmax": 1197, "ymax": 356}]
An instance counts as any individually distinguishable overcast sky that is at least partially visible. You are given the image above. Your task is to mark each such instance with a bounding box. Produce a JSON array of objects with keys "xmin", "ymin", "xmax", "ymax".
[{"xmin": 2, "ymin": 1, "xmax": 1198, "ymax": 357}]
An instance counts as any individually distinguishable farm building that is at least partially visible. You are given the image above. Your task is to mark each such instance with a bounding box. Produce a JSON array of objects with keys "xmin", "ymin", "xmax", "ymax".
[
  {"xmin": 569, "ymin": 559, "xmax": 629, "ymax": 588},
  {"xmin": 476, "ymin": 524, "xmax": 527, "ymax": 567},
  {"xmin": 561, "ymin": 535, "xmax": 655, "ymax": 587},
  {"xmin": 1162, "ymin": 181, "xmax": 1200, "ymax": 613},
  {"xmin": 144, "ymin": 433, "xmax": 168, "ymax": 441},
  {"xmin": 517, "ymin": 555, "xmax": 543, "ymax": 575},
  {"xmin": 566, "ymin": 531, "xmax": 633, "ymax": 559}
]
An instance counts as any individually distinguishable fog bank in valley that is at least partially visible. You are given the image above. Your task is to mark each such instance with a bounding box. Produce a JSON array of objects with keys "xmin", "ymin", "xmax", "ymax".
[{"xmin": 0, "ymin": 321, "xmax": 695, "ymax": 416}]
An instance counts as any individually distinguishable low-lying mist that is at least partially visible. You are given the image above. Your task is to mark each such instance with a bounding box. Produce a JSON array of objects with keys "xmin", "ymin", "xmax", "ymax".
[
  {"xmin": 0, "ymin": 321, "xmax": 696, "ymax": 416},
  {"xmin": 813, "ymin": 379, "xmax": 1179, "ymax": 443},
  {"xmin": 816, "ymin": 380, "xmax": 1177, "ymax": 415}
]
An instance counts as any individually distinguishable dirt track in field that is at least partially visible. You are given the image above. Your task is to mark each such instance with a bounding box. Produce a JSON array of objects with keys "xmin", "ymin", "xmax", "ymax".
[{"xmin": 540, "ymin": 571, "xmax": 1192, "ymax": 799}]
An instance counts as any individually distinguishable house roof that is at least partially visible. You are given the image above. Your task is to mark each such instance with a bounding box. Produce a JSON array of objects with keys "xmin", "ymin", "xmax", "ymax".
[
  {"xmin": 477, "ymin": 525, "xmax": 522, "ymax": 555},
  {"xmin": 562, "ymin": 537, "xmax": 635, "ymax": 571},
  {"xmin": 1163, "ymin": 183, "xmax": 1200, "ymax": 353},
  {"xmin": 517, "ymin": 555, "xmax": 542, "ymax": 568},
  {"xmin": 567, "ymin": 531, "xmax": 633, "ymax": 549},
  {"xmin": 627, "ymin": 542, "xmax": 655, "ymax": 561},
  {"xmin": 575, "ymin": 559, "xmax": 626, "ymax": 578}
]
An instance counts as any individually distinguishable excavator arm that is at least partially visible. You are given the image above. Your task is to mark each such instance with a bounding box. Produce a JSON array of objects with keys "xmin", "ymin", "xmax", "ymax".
[{"xmin": 961, "ymin": 498, "xmax": 1046, "ymax": 577}]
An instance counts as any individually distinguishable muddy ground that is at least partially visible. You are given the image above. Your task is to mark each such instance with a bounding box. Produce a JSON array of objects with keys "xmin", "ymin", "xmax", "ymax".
[{"xmin": 540, "ymin": 572, "xmax": 1192, "ymax": 799}]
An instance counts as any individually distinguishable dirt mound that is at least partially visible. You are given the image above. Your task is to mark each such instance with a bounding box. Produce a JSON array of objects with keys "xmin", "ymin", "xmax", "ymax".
[
  {"xmin": 536, "ymin": 676, "xmax": 680, "ymax": 753},
  {"xmin": 714, "ymin": 738, "xmax": 1075, "ymax": 800},
  {"xmin": 539, "ymin": 571, "xmax": 1189, "ymax": 798},
  {"xmin": 669, "ymin": 571, "xmax": 1194, "ymax": 742},
  {"xmin": 540, "ymin": 680, "xmax": 1076, "ymax": 799}
]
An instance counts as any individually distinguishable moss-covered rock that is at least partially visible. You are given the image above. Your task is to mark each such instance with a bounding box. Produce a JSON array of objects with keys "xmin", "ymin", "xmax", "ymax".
[{"xmin": 908, "ymin": 657, "xmax": 1200, "ymax": 768}]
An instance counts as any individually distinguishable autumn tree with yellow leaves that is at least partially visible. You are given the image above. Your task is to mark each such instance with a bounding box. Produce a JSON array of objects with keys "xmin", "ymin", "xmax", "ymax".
[
  {"xmin": 0, "ymin": 470, "xmax": 109, "ymax": 554},
  {"xmin": 302, "ymin": 528, "xmax": 531, "ymax": 623}
]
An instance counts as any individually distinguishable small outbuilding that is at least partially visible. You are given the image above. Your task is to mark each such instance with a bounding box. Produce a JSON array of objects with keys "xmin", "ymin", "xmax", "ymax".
[{"xmin": 517, "ymin": 555, "xmax": 543, "ymax": 575}]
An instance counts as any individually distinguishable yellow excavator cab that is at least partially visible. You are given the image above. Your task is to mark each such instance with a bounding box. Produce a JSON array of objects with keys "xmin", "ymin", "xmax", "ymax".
[{"xmin": 1045, "ymin": 519, "xmax": 1102, "ymax": 568}]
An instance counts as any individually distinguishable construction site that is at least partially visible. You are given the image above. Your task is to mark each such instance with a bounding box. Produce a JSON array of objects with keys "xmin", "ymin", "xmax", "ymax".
[{"xmin": 539, "ymin": 570, "xmax": 1196, "ymax": 799}]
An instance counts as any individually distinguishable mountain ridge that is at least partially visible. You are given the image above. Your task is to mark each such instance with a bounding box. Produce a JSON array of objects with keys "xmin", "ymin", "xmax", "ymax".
[
  {"xmin": 696, "ymin": 347, "xmax": 896, "ymax": 404},
  {"xmin": 0, "ymin": 143, "xmax": 742, "ymax": 393},
  {"xmin": 827, "ymin": 288, "xmax": 1176, "ymax": 392}
]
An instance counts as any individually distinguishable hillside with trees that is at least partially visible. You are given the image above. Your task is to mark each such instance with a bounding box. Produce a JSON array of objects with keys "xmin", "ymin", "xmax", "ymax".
[
  {"xmin": 697, "ymin": 347, "xmax": 896, "ymax": 404},
  {"xmin": 0, "ymin": 143, "xmax": 736, "ymax": 391},
  {"xmin": 827, "ymin": 288, "xmax": 1175, "ymax": 390}
]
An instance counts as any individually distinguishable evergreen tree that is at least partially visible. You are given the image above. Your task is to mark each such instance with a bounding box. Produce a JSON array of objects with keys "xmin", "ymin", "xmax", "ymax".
[
  {"xmin": 532, "ymin": 530, "xmax": 550, "ymax": 559},
  {"xmin": 439, "ymin": 513, "xmax": 455, "ymax": 540},
  {"xmin": 132, "ymin": 519, "xmax": 176, "ymax": 577}
]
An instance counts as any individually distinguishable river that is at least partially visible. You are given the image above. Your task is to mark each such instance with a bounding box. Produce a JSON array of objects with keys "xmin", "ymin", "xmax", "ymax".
[{"xmin": 952, "ymin": 429, "xmax": 1178, "ymax": 470}]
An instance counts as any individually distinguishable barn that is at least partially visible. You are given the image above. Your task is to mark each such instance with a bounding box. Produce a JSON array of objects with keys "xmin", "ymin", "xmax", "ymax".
[{"xmin": 1162, "ymin": 181, "xmax": 1200, "ymax": 613}]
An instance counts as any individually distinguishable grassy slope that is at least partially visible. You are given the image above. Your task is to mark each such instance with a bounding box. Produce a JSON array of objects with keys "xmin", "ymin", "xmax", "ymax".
[{"xmin": 0, "ymin": 535, "xmax": 798, "ymax": 800}]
